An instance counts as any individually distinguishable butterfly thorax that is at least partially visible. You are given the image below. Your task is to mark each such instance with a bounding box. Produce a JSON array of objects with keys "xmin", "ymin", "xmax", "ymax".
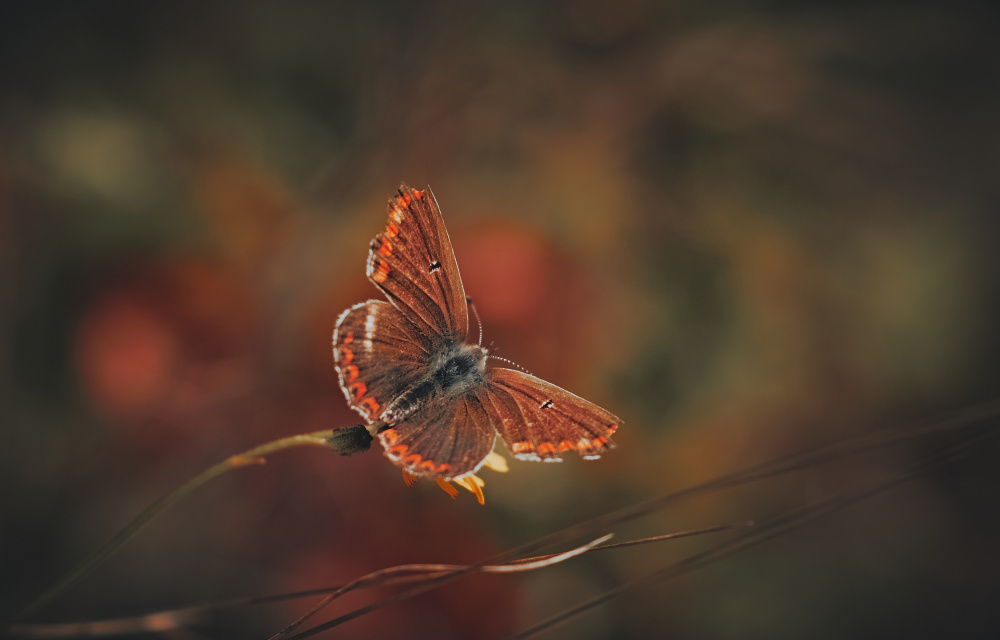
[{"xmin": 380, "ymin": 340, "xmax": 487, "ymax": 425}]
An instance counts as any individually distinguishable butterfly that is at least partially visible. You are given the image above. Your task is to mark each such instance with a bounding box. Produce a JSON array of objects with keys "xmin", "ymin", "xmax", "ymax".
[{"xmin": 332, "ymin": 184, "xmax": 620, "ymax": 484}]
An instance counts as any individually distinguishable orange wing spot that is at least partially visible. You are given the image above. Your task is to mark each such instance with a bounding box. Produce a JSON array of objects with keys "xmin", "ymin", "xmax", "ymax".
[
  {"xmin": 437, "ymin": 463, "xmax": 452, "ymax": 475},
  {"xmin": 512, "ymin": 441, "xmax": 533, "ymax": 454},
  {"xmin": 385, "ymin": 222, "xmax": 399, "ymax": 238},
  {"xmin": 404, "ymin": 453, "xmax": 423, "ymax": 466},
  {"xmin": 537, "ymin": 442, "xmax": 557, "ymax": 455},
  {"xmin": 349, "ymin": 381, "xmax": 368, "ymax": 400},
  {"xmin": 420, "ymin": 459, "xmax": 437, "ymax": 472},
  {"xmin": 594, "ymin": 436, "xmax": 609, "ymax": 447},
  {"xmin": 345, "ymin": 364, "xmax": 359, "ymax": 382},
  {"xmin": 412, "ymin": 188, "xmax": 425, "ymax": 199},
  {"xmin": 381, "ymin": 428, "xmax": 398, "ymax": 445},
  {"xmin": 400, "ymin": 192, "xmax": 412, "ymax": 205},
  {"xmin": 343, "ymin": 332, "xmax": 354, "ymax": 345},
  {"xmin": 607, "ymin": 424, "xmax": 619, "ymax": 434},
  {"xmin": 558, "ymin": 439, "xmax": 574, "ymax": 451},
  {"xmin": 373, "ymin": 260, "xmax": 390, "ymax": 283},
  {"xmin": 379, "ymin": 239, "xmax": 393, "ymax": 257},
  {"xmin": 389, "ymin": 443, "xmax": 409, "ymax": 458},
  {"xmin": 402, "ymin": 469, "xmax": 418, "ymax": 487},
  {"xmin": 360, "ymin": 397, "xmax": 380, "ymax": 414},
  {"xmin": 340, "ymin": 347, "xmax": 354, "ymax": 365}
]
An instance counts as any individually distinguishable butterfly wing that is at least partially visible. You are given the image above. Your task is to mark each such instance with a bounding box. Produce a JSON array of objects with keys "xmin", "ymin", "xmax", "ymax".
[
  {"xmin": 332, "ymin": 299, "xmax": 434, "ymax": 423},
  {"xmin": 479, "ymin": 368, "xmax": 621, "ymax": 461},
  {"xmin": 366, "ymin": 184, "xmax": 470, "ymax": 342},
  {"xmin": 377, "ymin": 394, "xmax": 496, "ymax": 479}
]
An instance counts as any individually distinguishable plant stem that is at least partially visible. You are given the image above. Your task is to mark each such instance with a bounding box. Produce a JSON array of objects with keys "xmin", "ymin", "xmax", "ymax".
[{"xmin": 13, "ymin": 429, "xmax": 337, "ymax": 622}]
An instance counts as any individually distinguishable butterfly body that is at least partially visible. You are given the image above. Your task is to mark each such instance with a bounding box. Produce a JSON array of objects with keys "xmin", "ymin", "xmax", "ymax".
[
  {"xmin": 382, "ymin": 340, "xmax": 487, "ymax": 424},
  {"xmin": 333, "ymin": 185, "xmax": 620, "ymax": 481}
]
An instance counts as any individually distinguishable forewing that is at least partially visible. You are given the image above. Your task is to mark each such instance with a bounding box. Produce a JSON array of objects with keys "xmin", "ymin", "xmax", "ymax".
[
  {"xmin": 332, "ymin": 300, "xmax": 432, "ymax": 423},
  {"xmin": 366, "ymin": 184, "xmax": 470, "ymax": 342},
  {"xmin": 377, "ymin": 394, "xmax": 496, "ymax": 479},
  {"xmin": 480, "ymin": 369, "xmax": 621, "ymax": 461}
]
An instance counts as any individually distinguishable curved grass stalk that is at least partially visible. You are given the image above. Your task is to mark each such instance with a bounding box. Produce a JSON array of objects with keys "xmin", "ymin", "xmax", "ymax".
[{"xmin": 12, "ymin": 429, "xmax": 341, "ymax": 622}]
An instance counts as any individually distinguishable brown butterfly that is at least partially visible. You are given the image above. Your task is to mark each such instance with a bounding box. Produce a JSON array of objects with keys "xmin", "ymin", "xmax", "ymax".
[{"xmin": 332, "ymin": 184, "xmax": 620, "ymax": 488}]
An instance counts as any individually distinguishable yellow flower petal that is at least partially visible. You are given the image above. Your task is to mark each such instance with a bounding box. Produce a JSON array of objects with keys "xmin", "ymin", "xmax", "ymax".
[
  {"xmin": 484, "ymin": 452, "xmax": 509, "ymax": 473},
  {"xmin": 453, "ymin": 474, "xmax": 486, "ymax": 505},
  {"xmin": 435, "ymin": 478, "xmax": 459, "ymax": 499},
  {"xmin": 397, "ymin": 453, "xmax": 508, "ymax": 504}
]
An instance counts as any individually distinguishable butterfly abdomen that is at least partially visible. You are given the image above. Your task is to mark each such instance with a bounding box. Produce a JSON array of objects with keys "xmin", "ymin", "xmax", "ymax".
[{"xmin": 382, "ymin": 379, "xmax": 435, "ymax": 423}]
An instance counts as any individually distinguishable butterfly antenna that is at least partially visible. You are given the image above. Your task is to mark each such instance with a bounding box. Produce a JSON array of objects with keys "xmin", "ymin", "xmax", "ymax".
[
  {"xmin": 467, "ymin": 297, "xmax": 484, "ymax": 346},
  {"xmin": 488, "ymin": 354, "xmax": 533, "ymax": 376}
]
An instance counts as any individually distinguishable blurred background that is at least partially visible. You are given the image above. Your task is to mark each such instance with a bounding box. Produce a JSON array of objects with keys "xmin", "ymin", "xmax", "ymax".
[{"xmin": 2, "ymin": 1, "xmax": 999, "ymax": 638}]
